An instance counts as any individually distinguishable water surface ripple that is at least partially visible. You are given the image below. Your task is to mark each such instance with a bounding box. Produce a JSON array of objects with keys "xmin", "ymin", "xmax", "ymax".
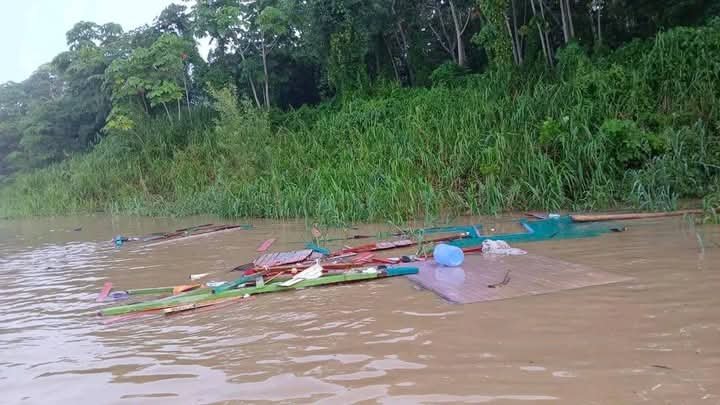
[{"xmin": 0, "ymin": 216, "xmax": 718, "ymax": 403}]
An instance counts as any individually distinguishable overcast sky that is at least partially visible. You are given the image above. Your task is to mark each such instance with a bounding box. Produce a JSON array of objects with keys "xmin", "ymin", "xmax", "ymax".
[{"xmin": 0, "ymin": 0, "xmax": 179, "ymax": 83}]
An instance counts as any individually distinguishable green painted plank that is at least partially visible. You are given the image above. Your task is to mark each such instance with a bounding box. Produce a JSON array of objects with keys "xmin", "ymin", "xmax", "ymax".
[
  {"xmin": 127, "ymin": 287, "xmax": 174, "ymax": 295},
  {"xmin": 211, "ymin": 274, "xmax": 259, "ymax": 294},
  {"xmin": 126, "ymin": 286, "xmax": 211, "ymax": 297}
]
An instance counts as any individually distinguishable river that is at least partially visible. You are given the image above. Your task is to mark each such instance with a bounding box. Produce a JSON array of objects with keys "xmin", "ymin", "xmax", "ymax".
[{"xmin": 0, "ymin": 215, "xmax": 718, "ymax": 404}]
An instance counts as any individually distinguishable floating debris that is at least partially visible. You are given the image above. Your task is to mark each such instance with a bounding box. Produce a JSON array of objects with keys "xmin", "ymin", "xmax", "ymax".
[
  {"xmin": 96, "ymin": 215, "xmax": 632, "ymax": 321},
  {"xmin": 114, "ymin": 223, "xmax": 253, "ymax": 247},
  {"xmin": 450, "ymin": 215, "xmax": 623, "ymax": 248},
  {"xmin": 481, "ymin": 240, "xmax": 527, "ymax": 256},
  {"xmin": 253, "ymin": 249, "xmax": 313, "ymax": 267},
  {"xmin": 256, "ymin": 238, "xmax": 276, "ymax": 252},
  {"xmin": 488, "ymin": 271, "xmax": 512, "ymax": 288},
  {"xmin": 96, "ymin": 282, "xmax": 112, "ymax": 302},
  {"xmin": 99, "ymin": 267, "xmax": 418, "ymax": 317},
  {"xmin": 404, "ymin": 254, "xmax": 631, "ymax": 304}
]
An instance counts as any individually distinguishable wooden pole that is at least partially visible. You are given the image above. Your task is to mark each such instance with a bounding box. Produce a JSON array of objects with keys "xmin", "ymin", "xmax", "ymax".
[
  {"xmin": 570, "ymin": 210, "xmax": 703, "ymax": 223},
  {"xmin": 143, "ymin": 226, "xmax": 246, "ymax": 247}
]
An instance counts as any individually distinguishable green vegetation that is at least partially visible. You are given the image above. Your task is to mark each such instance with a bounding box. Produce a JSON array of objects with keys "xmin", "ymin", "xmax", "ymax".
[{"xmin": 1, "ymin": 1, "xmax": 719, "ymax": 222}]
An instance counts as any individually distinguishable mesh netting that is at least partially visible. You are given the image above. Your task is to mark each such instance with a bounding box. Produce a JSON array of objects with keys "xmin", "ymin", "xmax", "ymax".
[{"xmin": 449, "ymin": 216, "xmax": 621, "ymax": 248}]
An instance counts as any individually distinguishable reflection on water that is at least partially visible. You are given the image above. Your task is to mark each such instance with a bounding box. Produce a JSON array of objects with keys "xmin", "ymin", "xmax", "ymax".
[
  {"xmin": 0, "ymin": 215, "xmax": 719, "ymax": 403},
  {"xmin": 433, "ymin": 266, "xmax": 466, "ymax": 286}
]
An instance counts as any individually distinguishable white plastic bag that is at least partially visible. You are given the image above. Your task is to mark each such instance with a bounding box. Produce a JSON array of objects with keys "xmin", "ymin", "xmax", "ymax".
[
  {"xmin": 279, "ymin": 262, "xmax": 323, "ymax": 287},
  {"xmin": 482, "ymin": 240, "xmax": 527, "ymax": 256}
]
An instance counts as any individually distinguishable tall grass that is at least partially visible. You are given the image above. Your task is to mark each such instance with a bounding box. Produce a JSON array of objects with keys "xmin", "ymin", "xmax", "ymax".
[{"xmin": 2, "ymin": 22, "xmax": 720, "ymax": 223}]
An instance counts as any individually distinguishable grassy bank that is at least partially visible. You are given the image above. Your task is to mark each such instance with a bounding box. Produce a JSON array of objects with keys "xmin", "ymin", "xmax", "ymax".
[{"xmin": 2, "ymin": 23, "xmax": 720, "ymax": 223}]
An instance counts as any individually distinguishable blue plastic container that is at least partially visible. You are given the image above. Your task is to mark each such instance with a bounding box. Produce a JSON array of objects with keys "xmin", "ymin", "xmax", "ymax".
[
  {"xmin": 109, "ymin": 291, "xmax": 129, "ymax": 301},
  {"xmin": 433, "ymin": 243, "xmax": 464, "ymax": 267}
]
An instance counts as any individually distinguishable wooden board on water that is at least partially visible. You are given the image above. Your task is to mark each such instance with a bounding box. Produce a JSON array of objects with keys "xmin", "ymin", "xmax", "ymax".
[
  {"xmin": 142, "ymin": 226, "xmax": 247, "ymax": 247},
  {"xmin": 406, "ymin": 254, "xmax": 632, "ymax": 304},
  {"xmin": 253, "ymin": 249, "xmax": 313, "ymax": 267}
]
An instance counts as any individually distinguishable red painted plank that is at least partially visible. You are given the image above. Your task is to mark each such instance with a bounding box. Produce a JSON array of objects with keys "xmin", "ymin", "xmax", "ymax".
[
  {"xmin": 97, "ymin": 282, "xmax": 112, "ymax": 302},
  {"xmin": 352, "ymin": 252, "xmax": 374, "ymax": 264},
  {"xmin": 256, "ymin": 238, "xmax": 276, "ymax": 252}
]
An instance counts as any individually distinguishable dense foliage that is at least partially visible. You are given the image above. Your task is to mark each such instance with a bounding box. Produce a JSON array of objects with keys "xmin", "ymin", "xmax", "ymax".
[{"xmin": 1, "ymin": 1, "xmax": 719, "ymax": 221}]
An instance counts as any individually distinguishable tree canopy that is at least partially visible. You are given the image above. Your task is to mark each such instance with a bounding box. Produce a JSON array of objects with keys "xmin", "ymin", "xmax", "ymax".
[{"xmin": 1, "ymin": 0, "xmax": 718, "ymax": 176}]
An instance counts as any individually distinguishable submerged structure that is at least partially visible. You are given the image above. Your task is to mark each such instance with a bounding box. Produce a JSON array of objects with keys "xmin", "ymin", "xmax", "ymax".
[{"xmin": 97, "ymin": 215, "xmax": 629, "ymax": 322}]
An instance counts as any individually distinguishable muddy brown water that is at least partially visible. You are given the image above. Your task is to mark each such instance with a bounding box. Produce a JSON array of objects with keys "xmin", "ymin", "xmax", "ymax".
[{"xmin": 0, "ymin": 215, "xmax": 718, "ymax": 404}]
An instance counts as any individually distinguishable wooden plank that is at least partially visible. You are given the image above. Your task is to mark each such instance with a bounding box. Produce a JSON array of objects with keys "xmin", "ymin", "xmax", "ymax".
[
  {"xmin": 211, "ymin": 271, "xmax": 268, "ymax": 294},
  {"xmin": 570, "ymin": 210, "xmax": 702, "ymax": 222},
  {"xmin": 96, "ymin": 282, "xmax": 112, "ymax": 302},
  {"xmin": 163, "ymin": 296, "xmax": 245, "ymax": 315},
  {"xmin": 253, "ymin": 249, "xmax": 313, "ymax": 267},
  {"xmin": 256, "ymin": 238, "xmax": 277, "ymax": 252},
  {"xmin": 143, "ymin": 226, "xmax": 247, "ymax": 247},
  {"xmin": 172, "ymin": 284, "xmax": 201, "ymax": 295},
  {"xmin": 335, "ymin": 233, "xmax": 467, "ymax": 255},
  {"xmin": 100, "ymin": 268, "xmax": 418, "ymax": 317},
  {"xmin": 352, "ymin": 252, "xmax": 375, "ymax": 264}
]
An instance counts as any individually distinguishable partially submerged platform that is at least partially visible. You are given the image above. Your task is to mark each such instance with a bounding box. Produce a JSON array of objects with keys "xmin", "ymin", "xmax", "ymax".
[{"xmin": 406, "ymin": 254, "xmax": 632, "ymax": 304}]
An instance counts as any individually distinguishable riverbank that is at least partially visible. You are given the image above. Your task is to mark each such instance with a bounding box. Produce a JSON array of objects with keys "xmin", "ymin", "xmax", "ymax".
[{"xmin": 1, "ymin": 23, "xmax": 719, "ymax": 223}]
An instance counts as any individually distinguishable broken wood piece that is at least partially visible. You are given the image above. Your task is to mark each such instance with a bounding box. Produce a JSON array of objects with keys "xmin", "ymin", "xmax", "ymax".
[
  {"xmin": 257, "ymin": 238, "xmax": 276, "ymax": 252},
  {"xmin": 163, "ymin": 296, "xmax": 245, "ymax": 315},
  {"xmin": 488, "ymin": 271, "xmax": 512, "ymax": 288},
  {"xmin": 172, "ymin": 284, "xmax": 201, "ymax": 295},
  {"xmin": 253, "ymin": 249, "xmax": 313, "ymax": 267},
  {"xmin": 97, "ymin": 282, "xmax": 112, "ymax": 302},
  {"xmin": 525, "ymin": 212, "xmax": 549, "ymax": 219},
  {"xmin": 352, "ymin": 252, "xmax": 375, "ymax": 264}
]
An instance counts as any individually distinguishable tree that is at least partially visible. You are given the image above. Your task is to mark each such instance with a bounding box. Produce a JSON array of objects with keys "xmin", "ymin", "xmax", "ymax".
[
  {"xmin": 559, "ymin": 0, "xmax": 575, "ymax": 43},
  {"xmin": 193, "ymin": 0, "xmax": 298, "ymax": 108},
  {"xmin": 192, "ymin": 0, "xmax": 264, "ymax": 107},
  {"xmin": 106, "ymin": 34, "xmax": 196, "ymax": 126},
  {"xmin": 254, "ymin": 3, "xmax": 292, "ymax": 108},
  {"xmin": 301, "ymin": 0, "xmax": 429, "ymax": 87},
  {"xmin": 475, "ymin": 0, "xmax": 514, "ymax": 67},
  {"xmin": 424, "ymin": 0, "xmax": 476, "ymax": 67},
  {"xmin": 156, "ymin": 3, "xmax": 194, "ymax": 39},
  {"xmin": 0, "ymin": 82, "xmax": 27, "ymax": 174},
  {"xmin": 0, "ymin": 66, "xmax": 85, "ymax": 170},
  {"xmin": 66, "ymin": 21, "xmax": 123, "ymax": 50},
  {"xmin": 0, "ymin": 21, "xmax": 133, "ymax": 173},
  {"xmin": 389, "ymin": 0, "xmax": 421, "ymax": 84}
]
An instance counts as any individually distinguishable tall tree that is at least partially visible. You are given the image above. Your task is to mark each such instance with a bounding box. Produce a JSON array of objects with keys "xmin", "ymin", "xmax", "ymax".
[
  {"xmin": 66, "ymin": 21, "xmax": 123, "ymax": 50},
  {"xmin": 156, "ymin": 3, "xmax": 194, "ymax": 39},
  {"xmin": 106, "ymin": 34, "xmax": 197, "ymax": 126},
  {"xmin": 389, "ymin": 0, "xmax": 421, "ymax": 84},
  {"xmin": 476, "ymin": 0, "xmax": 514, "ymax": 67},
  {"xmin": 253, "ymin": 3, "xmax": 292, "ymax": 108},
  {"xmin": 192, "ymin": 0, "xmax": 265, "ymax": 107},
  {"xmin": 424, "ymin": 0, "xmax": 476, "ymax": 66},
  {"xmin": 559, "ymin": 0, "xmax": 575, "ymax": 43}
]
